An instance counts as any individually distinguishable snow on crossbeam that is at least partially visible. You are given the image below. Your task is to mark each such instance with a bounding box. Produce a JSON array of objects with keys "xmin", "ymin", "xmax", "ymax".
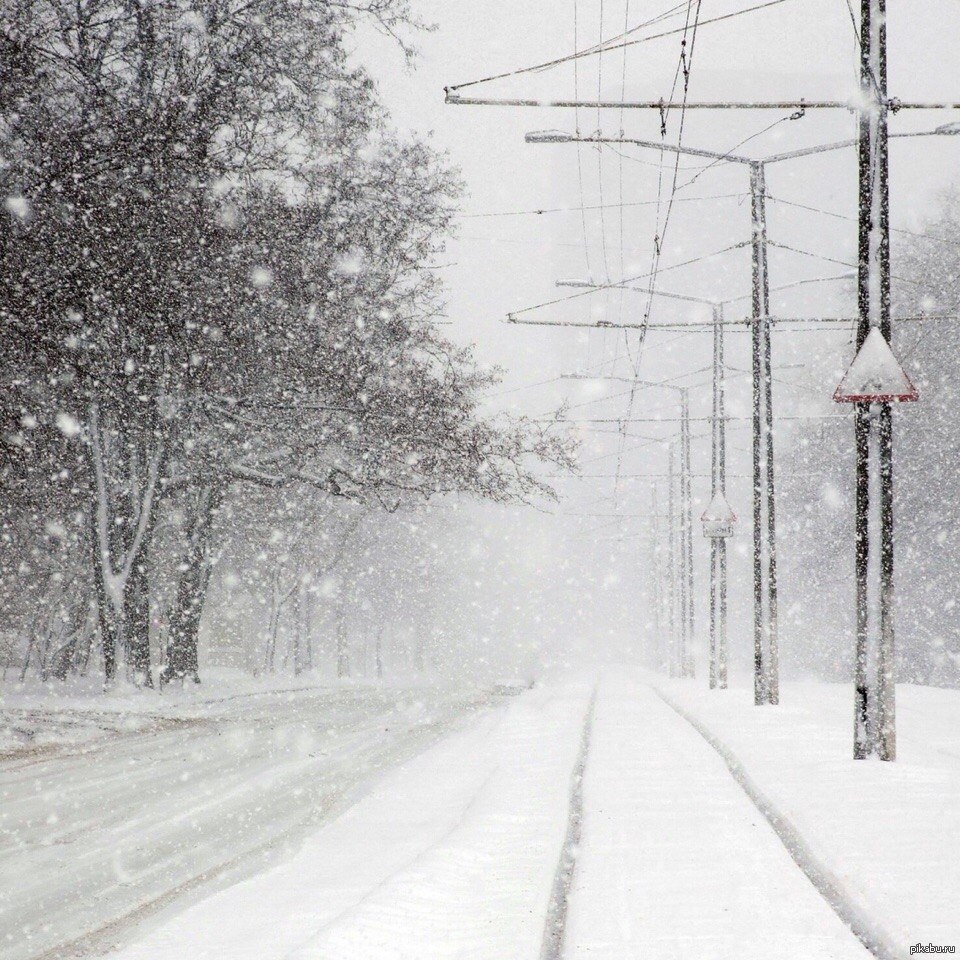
[{"xmin": 833, "ymin": 327, "xmax": 919, "ymax": 403}]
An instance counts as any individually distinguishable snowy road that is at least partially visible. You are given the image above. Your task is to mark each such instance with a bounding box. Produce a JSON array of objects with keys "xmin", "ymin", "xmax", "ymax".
[
  {"xmin": 0, "ymin": 685, "xmax": 489, "ymax": 960},
  {"xmin": 101, "ymin": 682, "xmax": 595, "ymax": 960}
]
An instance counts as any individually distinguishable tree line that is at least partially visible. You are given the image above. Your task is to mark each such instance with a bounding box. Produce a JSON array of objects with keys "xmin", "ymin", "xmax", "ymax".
[{"xmin": 0, "ymin": 0, "xmax": 573, "ymax": 687}]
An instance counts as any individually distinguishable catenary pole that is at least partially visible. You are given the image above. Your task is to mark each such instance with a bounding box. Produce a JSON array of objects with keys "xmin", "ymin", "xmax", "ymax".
[
  {"xmin": 856, "ymin": 0, "xmax": 896, "ymax": 760},
  {"xmin": 750, "ymin": 163, "xmax": 769, "ymax": 705},
  {"xmin": 709, "ymin": 309, "xmax": 720, "ymax": 689},
  {"xmin": 717, "ymin": 307, "xmax": 729, "ymax": 690},
  {"xmin": 651, "ymin": 484, "xmax": 664, "ymax": 671},
  {"xmin": 710, "ymin": 304, "xmax": 730, "ymax": 689},
  {"xmin": 756, "ymin": 164, "xmax": 780, "ymax": 705},
  {"xmin": 680, "ymin": 387, "xmax": 695, "ymax": 677},
  {"xmin": 668, "ymin": 446, "xmax": 679, "ymax": 676}
]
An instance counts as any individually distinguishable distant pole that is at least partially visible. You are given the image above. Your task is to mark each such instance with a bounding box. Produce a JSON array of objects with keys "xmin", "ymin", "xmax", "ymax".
[
  {"xmin": 751, "ymin": 162, "xmax": 769, "ymax": 705},
  {"xmin": 682, "ymin": 387, "xmax": 696, "ymax": 677},
  {"xmin": 709, "ymin": 304, "xmax": 730, "ymax": 690},
  {"xmin": 760, "ymin": 165, "xmax": 780, "ymax": 706},
  {"xmin": 855, "ymin": 0, "xmax": 895, "ymax": 760},
  {"xmin": 709, "ymin": 312, "xmax": 719, "ymax": 689},
  {"xmin": 668, "ymin": 446, "xmax": 679, "ymax": 676},
  {"xmin": 681, "ymin": 387, "xmax": 695, "ymax": 677},
  {"xmin": 651, "ymin": 485, "xmax": 664, "ymax": 670},
  {"xmin": 749, "ymin": 160, "xmax": 779, "ymax": 704},
  {"xmin": 677, "ymin": 437, "xmax": 689, "ymax": 674},
  {"xmin": 717, "ymin": 306, "xmax": 729, "ymax": 690}
]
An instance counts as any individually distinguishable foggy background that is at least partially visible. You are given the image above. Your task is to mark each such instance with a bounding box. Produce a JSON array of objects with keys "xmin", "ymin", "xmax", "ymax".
[{"xmin": 332, "ymin": 0, "xmax": 960, "ymax": 684}]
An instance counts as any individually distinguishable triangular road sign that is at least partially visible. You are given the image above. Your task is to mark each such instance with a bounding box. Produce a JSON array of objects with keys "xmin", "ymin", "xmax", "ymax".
[
  {"xmin": 833, "ymin": 327, "xmax": 918, "ymax": 403},
  {"xmin": 701, "ymin": 492, "xmax": 737, "ymax": 538},
  {"xmin": 702, "ymin": 492, "xmax": 737, "ymax": 523}
]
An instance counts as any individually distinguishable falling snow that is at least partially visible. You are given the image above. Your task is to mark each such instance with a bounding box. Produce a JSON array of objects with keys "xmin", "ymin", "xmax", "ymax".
[{"xmin": 2, "ymin": 0, "xmax": 959, "ymax": 958}]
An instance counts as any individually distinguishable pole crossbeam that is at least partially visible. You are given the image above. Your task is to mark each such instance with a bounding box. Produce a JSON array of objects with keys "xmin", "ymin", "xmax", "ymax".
[{"xmin": 446, "ymin": 92, "xmax": 960, "ymax": 111}]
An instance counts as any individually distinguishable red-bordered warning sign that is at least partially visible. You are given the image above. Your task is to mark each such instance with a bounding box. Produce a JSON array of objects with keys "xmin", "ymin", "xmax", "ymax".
[{"xmin": 833, "ymin": 327, "xmax": 919, "ymax": 403}]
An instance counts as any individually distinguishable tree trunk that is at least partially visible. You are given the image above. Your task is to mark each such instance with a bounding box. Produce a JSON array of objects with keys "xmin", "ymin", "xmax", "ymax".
[
  {"xmin": 293, "ymin": 582, "xmax": 305, "ymax": 676},
  {"xmin": 89, "ymin": 509, "xmax": 118, "ymax": 682},
  {"xmin": 265, "ymin": 606, "xmax": 280, "ymax": 673},
  {"xmin": 49, "ymin": 596, "xmax": 90, "ymax": 681},
  {"xmin": 336, "ymin": 598, "xmax": 350, "ymax": 679},
  {"xmin": 125, "ymin": 555, "xmax": 153, "ymax": 687},
  {"xmin": 87, "ymin": 404, "xmax": 167, "ymax": 685},
  {"xmin": 160, "ymin": 484, "xmax": 223, "ymax": 686},
  {"xmin": 304, "ymin": 587, "xmax": 313, "ymax": 672},
  {"xmin": 162, "ymin": 566, "xmax": 205, "ymax": 683}
]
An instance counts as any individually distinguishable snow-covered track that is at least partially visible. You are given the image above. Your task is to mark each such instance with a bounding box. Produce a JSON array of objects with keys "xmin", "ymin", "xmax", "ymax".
[{"xmin": 655, "ymin": 685, "xmax": 899, "ymax": 960}]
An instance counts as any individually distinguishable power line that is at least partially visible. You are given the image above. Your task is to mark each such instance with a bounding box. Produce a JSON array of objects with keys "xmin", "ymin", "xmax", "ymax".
[
  {"xmin": 768, "ymin": 194, "xmax": 960, "ymax": 249},
  {"xmin": 455, "ymin": 191, "xmax": 749, "ymax": 219},
  {"xmin": 446, "ymin": 0, "xmax": 795, "ymax": 93},
  {"xmin": 508, "ymin": 240, "xmax": 749, "ymax": 319}
]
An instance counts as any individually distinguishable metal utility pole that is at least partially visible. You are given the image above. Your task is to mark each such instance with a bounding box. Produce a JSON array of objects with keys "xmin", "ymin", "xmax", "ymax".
[
  {"xmin": 680, "ymin": 388, "xmax": 695, "ymax": 678},
  {"xmin": 856, "ymin": 0, "xmax": 893, "ymax": 760},
  {"xmin": 651, "ymin": 485, "xmax": 664, "ymax": 672},
  {"xmin": 709, "ymin": 305, "xmax": 730, "ymax": 690},
  {"xmin": 667, "ymin": 445, "xmax": 680, "ymax": 677},
  {"xmin": 749, "ymin": 162, "xmax": 779, "ymax": 705}
]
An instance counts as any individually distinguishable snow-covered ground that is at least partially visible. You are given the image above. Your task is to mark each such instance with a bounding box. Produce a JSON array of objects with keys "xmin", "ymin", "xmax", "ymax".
[
  {"xmin": 0, "ymin": 680, "xmax": 490, "ymax": 960},
  {"xmin": 5, "ymin": 672, "xmax": 958, "ymax": 960},
  {"xmin": 659, "ymin": 678, "xmax": 960, "ymax": 958},
  {"xmin": 104, "ymin": 681, "xmax": 594, "ymax": 960},
  {"xmin": 0, "ymin": 669, "xmax": 409, "ymax": 755}
]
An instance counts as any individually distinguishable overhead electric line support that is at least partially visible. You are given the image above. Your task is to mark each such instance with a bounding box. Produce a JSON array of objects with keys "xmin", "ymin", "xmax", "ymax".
[
  {"xmin": 450, "ymin": 34, "xmax": 959, "ymax": 740},
  {"xmin": 524, "ymin": 125, "xmax": 958, "ymax": 707},
  {"xmin": 446, "ymin": 92, "xmax": 960, "ymax": 111},
  {"xmin": 708, "ymin": 304, "xmax": 731, "ymax": 691}
]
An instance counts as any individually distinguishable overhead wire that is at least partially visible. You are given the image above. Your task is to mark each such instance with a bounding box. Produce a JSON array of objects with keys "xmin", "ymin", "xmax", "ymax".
[
  {"xmin": 647, "ymin": 0, "xmax": 705, "ymax": 319},
  {"xmin": 674, "ymin": 111, "xmax": 801, "ymax": 192},
  {"xmin": 446, "ymin": 0, "xmax": 795, "ymax": 93},
  {"xmin": 768, "ymin": 195, "xmax": 960, "ymax": 249},
  {"xmin": 509, "ymin": 240, "xmax": 749, "ymax": 318},
  {"xmin": 456, "ymin": 191, "xmax": 749, "ymax": 218},
  {"xmin": 573, "ymin": 0, "xmax": 594, "ymax": 285}
]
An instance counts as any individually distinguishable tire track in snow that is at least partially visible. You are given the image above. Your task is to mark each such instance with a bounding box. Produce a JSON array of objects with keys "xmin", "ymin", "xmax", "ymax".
[
  {"xmin": 539, "ymin": 684, "xmax": 597, "ymax": 960},
  {"xmin": 18, "ymin": 694, "xmax": 489, "ymax": 960},
  {"xmin": 653, "ymin": 685, "xmax": 900, "ymax": 960}
]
